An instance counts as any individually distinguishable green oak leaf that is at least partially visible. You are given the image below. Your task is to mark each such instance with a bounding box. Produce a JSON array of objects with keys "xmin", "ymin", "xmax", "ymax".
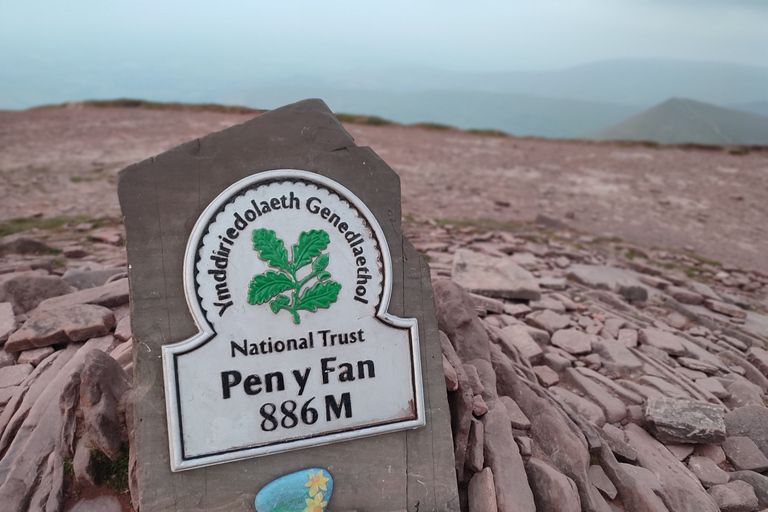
[
  {"xmin": 252, "ymin": 229, "xmax": 289, "ymax": 270},
  {"xmin": 296, "ymin": 280, "xmax": 341, "ymax": 312},
  {"xmin": 247, "ymin": 271, "xmax": 294, "ymax": 305},
  {"xmin": 269, "ymin": 294, "xmax": 291, "ymax": 313},
  {"xmin": 291, "ymin": 230, "xmax": 330, "ymax": 270},
  {"xmin": 312, "ymin": 253, "xmax": 329, "ymax": 273}
]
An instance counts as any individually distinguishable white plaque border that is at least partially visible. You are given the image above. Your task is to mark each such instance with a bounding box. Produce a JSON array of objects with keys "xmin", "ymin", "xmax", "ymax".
[{"xmin": 162, "ymin": 169, "xmax": 425, "ymax": 471}]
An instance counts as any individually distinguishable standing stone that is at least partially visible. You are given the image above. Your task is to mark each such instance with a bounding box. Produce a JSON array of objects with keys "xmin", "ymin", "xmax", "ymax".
[
  {"xmin": 119, "ymin": 100, "xmax": 458, "ymax": 512},
  {"xmin": 526, "ymin": 459, "xmax": 581, "ymax": 512},
  {"xmin": 467, "ymin": 468, "xmax": 498, "ymax": 512},
  {"xmin": 483, "ymin": 402, "xmax": 535, "ymax": 512},
  {"xmin": 452, "ymin": 249, "xmax": 541, "ymax": 301}
]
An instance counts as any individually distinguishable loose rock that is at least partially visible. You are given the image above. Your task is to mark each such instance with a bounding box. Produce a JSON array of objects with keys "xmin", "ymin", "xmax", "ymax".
[
  {"xmin": 452, "ymin": 249, "xmax": 541, "ymax": 301},
  {"xmin": 644, "ymin": 397, "xmax": 726, "ymax": 444},
  {"xmin": 5, "ymin": 304, "xmax": 115, "ymax": 352}
]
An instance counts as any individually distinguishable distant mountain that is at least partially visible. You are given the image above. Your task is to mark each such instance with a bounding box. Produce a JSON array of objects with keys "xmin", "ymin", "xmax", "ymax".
[
  {"xmin": 586, "ymin": 98, "xmax": 768, "ymax": 145},
  {"xmin": 325, "ymin": 60, "xmax": 768, "ymax": 107},
  {"xmin": 730, "ymin": 101, "xmax": 768, "ymax": 118},
  {"xmin": 221, "ymin": 87, "xmax": 642, "ymax": 139}
]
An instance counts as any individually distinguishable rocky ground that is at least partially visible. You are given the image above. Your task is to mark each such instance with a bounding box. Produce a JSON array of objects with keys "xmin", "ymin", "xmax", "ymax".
[{"xmin": 0, "ymin": 103, "xmax": 767, "ymax": 511}]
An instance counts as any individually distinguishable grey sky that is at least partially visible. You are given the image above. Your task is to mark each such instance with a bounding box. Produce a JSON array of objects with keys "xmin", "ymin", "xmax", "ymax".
[
  {"xmin": 1, "ymin": 0, "xmax": 767, "ymax": 110},
  {"xmin": 3, "ymin": 0, "xmax": 767, "ymax": 72}
]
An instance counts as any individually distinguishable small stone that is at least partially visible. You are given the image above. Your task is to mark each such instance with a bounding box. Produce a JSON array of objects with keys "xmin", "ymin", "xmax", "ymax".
[
  {"xmin": 464, "ymin": 365, "xmax": 485, "ymax": 396},
  {"xmin": 696, "ymin": 377, "xmax": 730, "ymax": 399},
  {"xmin": 467, "ymin": 467, "xmax": 498, "ymax": 512},
  {"xmin": 539, "ymin": 276, "xmax": 568, "ymax": 290},
  {"xmin": 666, "ymin": 286, "xmax": 704, "ymax": 305},
  {"xmin": 617, "ymin": 328, "xmax": 638, "ymax": 348},
  {"xmin": 17, "ymin": 346, "xmax": 54, "ymax": 366},
  {"xmin": 452, "ymin": 249, "xmax": 541, "ymax": 301},
  {"xmin": 638, "ymin": 328, "xmax": 686, "ymax": 356},
  {"xmin": 499, "ymin": 396, "xmax": 531, "ymax": 430},
  {"xmin": 550, "ymin": 329, "xmax": 591, "ymax": 355},
  {"xmin": 644, "ymin": 397, "xmax": 726, "ymax": 444},
  {"xmin": 542, "ymin": 352, "xmax": 571, "ymax": 372},
  {"xmin": 470, "ymin": 293, "xmax": 506, "ymax": 314},
  {"xmin": 0, "ymin": 302, "xmax": 17, "ymax": 343},
  {"xmin": 0, "ymin": 348, "xmax": 16, "ymax": 369},
  {"xmin": 503, "ymin": 303, "xmax": 532, "ymax": 317},
  {"xmin": 723, "ymin": 436, "xmax": 768, "ymax": 472},
  {"xmin": 515, "ymin": 436, "xmax": 533, "ymax": 457},
  {"xmin": 704, "ymin": 299, "xmax": 747, "ymax": 319},
  {"xmin": 600, "ymin": 424, "xmax": 637, "ymax": 462},
  {"xmin": 89, "ymin": 227, "xmax": 124, "ymax": 246},
  {"xmin": 499, "ymin": 324, "xmax": 543, "ymax": 363},
  {"xmin": 0, "ymin": 363, "xmax": 33, "ymax": 388},
  {"xmin": 678, "ymin": 357, "xmax": 719, "ymax": 374},
  {"xmin": 588, "ymin": 464, "xmax": 618, "ymax": 500},
  {"xmin": 550, "ymin": 386, "xmax": 606, "ymax": 427},
  {"xmin": 466, "ymin": 418, "xmax": 484, "ymax": 474},
  {"xmin": 69, "ymin": 496, "xmax": 122, "ymax": 512},
  {"xmin": 708, "ymin": 480, "xmax": 759, "ymax": 512},
  {"xmin": 729, "ymin": 471, "xmax": 768, "ymax": 509},
  {"xmin": 109, "ymin": 340, "xmax": 132, "ymax": 367},
  {"xmin": 666, "ymin": 444, "xmax": 695, "ymax": 461},
  {"xmin": 443, "ymin": 355, "xmax": 458, "ymax": 391},
  {"xmin": 62, "ymin": 268, "xmax": 127, "ymax": 290},
  {"xmin": 35, "ymin": 278, "xmax": 129, "ymax": 311},
  {"xmin": 591, "ymin": 337, "xmax": 642, "ymax": 376},
  {"xmin": 473, "ymin": 395, "xmax": 489, "ymax": 417},
  {"xmin": 563, "ymin": 368, "xmax": 627, "ymax": 423},
  {"xmin": 529, "ymin": 298, "xmax": 566, "ymax": 314},
  {"xmin": 688, "ymin": 455, "xmax": 729, "ymax": 488},
  {"xmin": 525, "ymin": 310, "xmax": 571, "ymax": 334},
  {"xmin": 694, "ymin": 444, "xmax": 726, "ymax": 465},
  {"xmin": 532, "ymin": 365, "xmax": 559, "ymax": 387},
  {"xmin": 0, "ymin": 237, "xmax": 52, "ymax": 255}
]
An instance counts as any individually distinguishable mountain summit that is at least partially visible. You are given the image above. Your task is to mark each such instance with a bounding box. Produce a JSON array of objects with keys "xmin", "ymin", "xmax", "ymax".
[{"xmin": 586, "ymin": 97, "xmax": 768, "ymax": 145}]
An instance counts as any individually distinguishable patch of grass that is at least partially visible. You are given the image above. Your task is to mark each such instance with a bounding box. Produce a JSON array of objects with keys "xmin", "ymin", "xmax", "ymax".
[
  {"xmin": 683, "ymin": 252, "xmax": 722, "ymax": 267},
  {"xmin": 625, "ymin": 248, "xmax": 648, "ymax": 260},
  {"xmin": 63, "ymin": 456, "xmax": 75, "ymax": 478},
  {"xmin": 433, "ymin": 218, "xmax": 524, "ymax": 232},
  {"xmin": 412, "ymin": 122, "xmax": 454, "ymax": 132},
  {"xmin": 42, "ymin": 99, "xmax": 264, "ymax": 115},
  {"xmin": 676, "ymin": 143, "xmax": 723, "ymax": 152},
  {"xmin": 91, "ymin": 446, "xmax": 130, "ymax": 494},
  {"xmin": 0, "ymin": 215, "xmax": 102, "ymax": 238},
  {"xmin": 334, "ymin": 113, "xmax": 393, "ymax": 126},
  {"xmin": 468, "ymin": 129, "xmax": 507, "ymax": 137}
]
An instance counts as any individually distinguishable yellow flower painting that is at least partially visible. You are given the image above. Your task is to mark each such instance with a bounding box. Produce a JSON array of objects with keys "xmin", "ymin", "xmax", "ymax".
[{"xmin": 305, "ymin": 470, "xmax": 330, "ymax": 497}]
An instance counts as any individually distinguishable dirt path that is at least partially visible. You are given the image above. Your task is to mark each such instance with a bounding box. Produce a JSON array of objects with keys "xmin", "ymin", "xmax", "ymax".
[{"xmin": 1, "ymin": 104, "xmax": 766, "ymax": 273}]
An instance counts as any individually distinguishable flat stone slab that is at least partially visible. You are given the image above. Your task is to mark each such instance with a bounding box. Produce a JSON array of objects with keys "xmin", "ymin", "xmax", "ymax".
[
  {"xmin": 16, "ymin": 346, "xmax": 54, "ymax": 366},
  {"xmin": 703, "ymin": 299, "xmax": 747, "ymax": 319},
  {"xmin": 35, "ymin": 278, "xmax": 129, "ymax": 311},
  {"xmin": 723, "ymin": 436, "xmax": 768, "ymax": 472},
  {"xmin": 5, "ymin": 304, "xmax": 115, "ymax": 352},
  {"xmin": 563, "ymin": 368, "xmax": 626, "ymax": 423},
  {"xmin": 525, "ymin": 310, "xmax": 570, "ymax": 334},
  {"xmin": 499, "ymin": 324, "xmax": 543, "ymax": 363},
  {"xmin": 708, "ymin": 481, "xmax": 759, "ymax": 512},
  {"xmin": 644, "ymin": 397, "xmax": 726, "ymax": 444},
  {"xmin": 0, "ymin": 363, "xmax": 33, "ymax": 389},
  {"xmin": 688, "ymin": 455, "xmax": 729, "ymax": 488},
  {"xmin": 638, "ymin": 328, "xmax": 686, "ymax": 356},
  {"xmin": 62, "ymin": 268, "xmax": 126, "ymax": 290},
  {"xmin": 0, "ymin": 302, "xmax": 16, "ymax": 343},
  {"xmin": 550, "ymin": 328, "xmax": 591, "ymax": 355},
  {"xmin": 452, "ymin": 249, "xmax": 541, "ymax": 301}
]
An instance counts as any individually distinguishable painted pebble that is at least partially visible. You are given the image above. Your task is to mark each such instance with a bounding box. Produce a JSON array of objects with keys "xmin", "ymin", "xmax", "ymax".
[{"xmin": 255, "ymin": 468, "xmax": 333, "ymax": 512}]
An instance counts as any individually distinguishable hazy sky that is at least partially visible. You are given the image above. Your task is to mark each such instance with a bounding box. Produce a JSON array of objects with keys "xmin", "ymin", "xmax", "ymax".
[
  {"xmin": 3, "ymin": 0, "xmax": 767, "ymax": 73},
  {"xmin": 1, "ymin": 0, "xmax": 767, "ymax": 109}
]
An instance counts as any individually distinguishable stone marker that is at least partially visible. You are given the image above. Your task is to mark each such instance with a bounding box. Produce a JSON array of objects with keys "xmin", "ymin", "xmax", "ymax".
[{"xmin": 119, "ymin": 99, "xmax": 458, "ymax": 511}]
